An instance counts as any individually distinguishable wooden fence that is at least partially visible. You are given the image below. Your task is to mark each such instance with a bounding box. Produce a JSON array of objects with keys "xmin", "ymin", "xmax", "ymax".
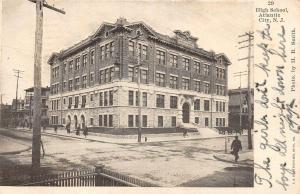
[{"xmin": 21, "ymin": 165, "xmax": 157, "ymax": 187}]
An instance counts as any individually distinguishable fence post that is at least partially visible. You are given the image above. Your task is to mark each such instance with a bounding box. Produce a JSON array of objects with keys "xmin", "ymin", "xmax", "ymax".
[{"xmin": 95, "ymin": 164, "xmax": 105, "ymax": 186}]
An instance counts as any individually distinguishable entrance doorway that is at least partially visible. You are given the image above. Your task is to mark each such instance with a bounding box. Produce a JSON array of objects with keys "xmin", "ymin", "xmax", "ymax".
[{"xmin": 182, "ymin": 102, "xmax": 190, "ymax": 123}]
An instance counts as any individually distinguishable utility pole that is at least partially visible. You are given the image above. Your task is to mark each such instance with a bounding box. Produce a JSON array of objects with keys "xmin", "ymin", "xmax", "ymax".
[
  {"xmin": 130, "ymin": 33, "xmax": 143, "ymax": 142},
  {"xmin": 0, "ymin": 93, "xmax": 4, "ymax": 128},
  {"xmin": 238, "ymin": 31, "xmax": 254, "ymax": 149},
  {"xmin": 27, "ymin": 0, "xmax": 65, "ymax": 172},
  {"xmin": 233, "ymin": 71, "xmax": 248, "ymax": 131},
  {"xmin": 13, "ymin": 69, "xmax": 24, "ymax": 127}
]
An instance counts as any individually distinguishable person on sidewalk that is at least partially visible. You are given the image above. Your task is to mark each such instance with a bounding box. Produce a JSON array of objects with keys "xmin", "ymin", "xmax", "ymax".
[
  {"xmin": 76, "ymin": 126, "xmax": 80, "ymax": 136},
  {"xmin": 54, "ymin": 126, "xmax": 57, "ymax": 133},
  {"xmin": 231, "ymin": 136, "xmax": 242, "ymax": 162},
  {"xmin": 66, "ymin": 123, "xmax": 70, "ymax": 134},
  {"xmin": 83, "ymin": 126, "xmax": 88, "ymax": 138}
]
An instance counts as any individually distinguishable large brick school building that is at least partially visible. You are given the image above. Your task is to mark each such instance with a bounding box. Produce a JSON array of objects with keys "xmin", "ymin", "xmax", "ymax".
[{"xmin": 48, "ymin": 18, "xmax": 231, "ymax": 130}]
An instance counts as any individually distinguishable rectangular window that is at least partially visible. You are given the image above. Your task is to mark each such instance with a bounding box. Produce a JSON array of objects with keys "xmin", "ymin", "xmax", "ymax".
[
  {"xmin": 90, "ymin": 93, "xmax": 94, "ymax": 101},
  {"xmin": 128, "ymin": 91, "xmax": 134, "ymax": 106},
  {"xmin": 142, "ymin": 115, "xmax": 147, "ymax": 127},
  {"xmin": 170, "ymin": 54, "xmax": 178, "ymax": 68},
  {"xmin": 195, "ymin": 81, "xmax": 201, "ymax": 92},
  {"xmin": 104, "ymin": 91, "xmax": 108, "ymax": 106},
  {"xmin": 105, "ymin": 44, "xmax": 110, "ymax": 58},
  {"xmin": 82, "ymin": 75, "xmax": 87, "ymax": 88},
  {"xmin": 158, "ymin": 116, "xmax": 163, "ymax": 127},
  {"xmin": 170, "ymin": 76, "xmax": 178, "ymax": 89},
  {"xmin": 171, "ymin": 116, "xmax": 176, "ymax": 127},
  {"xmin": 223, "ymin": 118, "xmax": 225, "ymax": 126},
  {"xmin": 129, "ymin": 41, "xmax": 134, "ymax": 57},
  {"xmin": 155, "ymin": 72, "xmax": 165, "ymax": 87},
  {"xmin": 110, "ymin": 42, "xmax": 114, "ymax": 57},
  {"xmin": 90, "ymin": 50, "xmax": 95, "ymax": 65},
  {"xmin": 141, "ymin": 69, "xmax": 148, "ymax": 84},
  {"xmin": 90, "ymin": 118, "xmax": 94, "ymax": 126},
  {"xmin": 156, "ymin": 50, "xmax": 166, "ymax": 65},
  {"xmin": 99, "ymin": 115, "xmax": 103, "ymax": 126},
  {"xmin": 156, "ymin": 94, "xmax": 165, "ymax": 108},
  {"xmin": 105, "ymin": 69, "xmax": 109, "ymax": 83},
  {"xmin": 194, "ymin": 61, "xmax": 201, "ymax": 73},
  {"xmin": 109, "ymin": 115, "xmax": 113, "ymax": 127},
  {"xmin": 194, "ymin": 99, "xmax": 200, "ymax": 110},
  {"xmin": 216, "ymin": 118, "xmax": 219, "ymax": 126},
  {"xmin": 75, "ymin": 77, "xmax": 80, "ymax": 90},
  {"xmin": 63, "ymin": 63, "xmax": 67, "ymax": 74},
  {"xmin": 170, "ymin": 96, "xmax": 178, "ymax": 109},
  {"xmin": 142, "ymin": 45, "xmax": 148, "ymax": 60},
  {"xmin": 81, "ymin": 95, "xmax": 86, "ymax": 108},
  {"xmin": 204, "ymin": 82, "xmax": 210, "ymax": 94},
  {"xmin": 69, "ymin": 60, "xmax": 73, "ymax": 72},
  {"xmin": 135, "ymin": 115, "xmax": 139, "ymax": 127},
  {"xmin": 90, "ymin": 73, "xmax": 94, "ymax": 82},
  {"xmin": 182, "ymin": 78, "xmax": 190, "ymax": 90},
  {"xmin": 109, "ymin": 90, "xmax": 113, "ymax": 106},
  {"xmin": 103, "ymin": 115, "xmax": 108, "ymax": 127},
  {"xmin": 100, "ymin": 46, "xmax": 105, "ymax": 60},
  {"xmin": 142, "ymin": 92, "xmax": 147, "ymax": 107},
  {"xmin": 205, "ymin": 117, "xmax": 209, "ymax": 127},
  {"xmin": 135, "ymin": 92, "xmax": 139, "ymax": 106},
  {"xmin": 223, "ymin": 102, "xmax": 226, "ymax": 112},
  {"xmin": 110, "ymin": 67, "xmax": 114, "ymax": 82},
  {"xmin": 99, "ymin": 70, "xmax": 104, "ymax": 84},
  {"xmin": 204, "ymin": 100, "xmax": 210, "ymax": 111},
  {"xmin": 203, "ymin": 64, "xmax": 210, "ymax": 76},
  {"xmin": 68, "ymin": 97, "xmax": 72, "ymax": 109},
  {"xmin": 183, "ymin": 58, "xmax": 190, "ymax": 71},
  {"xmin": 74, "ymin": 96, "xmax": 79, "ymax": 108},
  {"xmin": 195, "ymin": 117, "xmax": 199, "ymax": 124},
  {"xmin": 63, "ymin": 81, "xmax": 67, "ymax": 91},
  {"xmin": 128, "ymin": 115, "xmax": 134, "ymax": 127},
  {"xmin": 75, "ymin": 57, "xmax": 80, "ymax": 70},
  {"xmin": 82, "ymin": 54, "xmax": 87, "ymax": 68},
  {"xmin": 99, "ymin": 92, "xmax": 103, "ymax": 106},
  {"xmin": 216, "ymin": 101, "xmax": 219, "ymax": 112},
  {"xmin": 128, "ymin": 67, "xmax": 137, "ymax": 82},
  {"xmin": 68, "ymin": 80, "xmax": 73, "ymax": 91}
]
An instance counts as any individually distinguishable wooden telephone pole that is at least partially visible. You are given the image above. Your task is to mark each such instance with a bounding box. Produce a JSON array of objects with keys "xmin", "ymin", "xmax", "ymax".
[
  {"xmin": 238, "ymin": 31, "xmax": 254, "ymax": 150},
  {"xmin": 28, "ymin": 0, "xmax": 65, "ymax": 171}
]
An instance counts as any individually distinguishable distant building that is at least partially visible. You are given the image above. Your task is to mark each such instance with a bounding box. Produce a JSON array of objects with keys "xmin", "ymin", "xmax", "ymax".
[
  {"xmin": 228, "ymin": 88, "xmax": 254, "ymax": 129},
  {"xmin": 48, "ymin": 18, "xmax": 231, "ymax": 131},
  {"xmin": 24, "ymin": 86, "xmax": 50, "ymax": 127},
  {"xmin": 0, "ymin": 104, "xmax": 12, "ymax": 127},
  {"xmin": 11, "ymin": 98, "xmax": 25, "ymax": 127}
]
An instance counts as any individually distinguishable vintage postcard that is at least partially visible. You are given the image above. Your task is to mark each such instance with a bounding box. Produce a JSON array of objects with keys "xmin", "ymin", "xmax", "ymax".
[{"xmin": 0, "ymin": 0, "xmax": 299, "ymax": 194}]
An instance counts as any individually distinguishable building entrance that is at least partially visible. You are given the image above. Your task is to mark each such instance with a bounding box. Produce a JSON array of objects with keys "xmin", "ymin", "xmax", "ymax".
[{"xmin": 182, "ymin": 103, "xmax": 190, "ymax": 123}]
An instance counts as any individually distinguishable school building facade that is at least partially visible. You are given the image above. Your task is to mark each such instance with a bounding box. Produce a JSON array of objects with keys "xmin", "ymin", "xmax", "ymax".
[{"xmin": 48, "ymin": 18, "xmax": 231, "ymax": 130}]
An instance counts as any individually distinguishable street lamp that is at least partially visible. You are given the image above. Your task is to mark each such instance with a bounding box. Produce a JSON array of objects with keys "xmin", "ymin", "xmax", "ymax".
[{"xmin": 129, "ymin": 33, "xmax": 143, "ymax": 143}]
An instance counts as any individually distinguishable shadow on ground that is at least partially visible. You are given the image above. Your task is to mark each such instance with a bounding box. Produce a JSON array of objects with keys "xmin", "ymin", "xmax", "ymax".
[{"xmin": 178, "ymin": 166, "xmax": 254, "ymax": 187}]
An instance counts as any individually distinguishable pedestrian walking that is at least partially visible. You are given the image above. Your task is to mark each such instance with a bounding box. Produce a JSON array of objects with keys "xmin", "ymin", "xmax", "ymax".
[
  {"xmin": 54, "ymin": 126, "xmax": 57, "ymax": 133},
  {"xmin": 231, "ymin": 136, "xmax": 242, "ymax": 162},
  {"xmin": 66, "ymin": 123, "xmax": 70, "ymax": 134},
  {"xmin": 83, "ymin": 126, "xmax": 88, "ymax": 138},
  {"xmin": 76, "ymin": 126, "xmax": 80, "ymax": 136}
]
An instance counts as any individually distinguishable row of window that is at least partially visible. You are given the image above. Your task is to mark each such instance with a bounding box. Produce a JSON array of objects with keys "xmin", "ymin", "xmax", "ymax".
[
  {"xmin": 128, "ymin": 92, "xmax": 212, "ymax": 111},
  {"xmin": 129, "ymin": 41, "xmax": 148, "ymax": 60},
  {"xmin": 99, "ymin": 90, "xmax": 114, "ymax": 106},
  {"xmin": 128, "ymin": 115, "xmax": 148, "ymax": 127},
  {"xmin": 100, "ymin": 42, "xmax": 115, "ymax": 60},
  {"xmin": 51, "ymin": 116, "xmax": 59, "ymax": 124},
  {"xmin": 99, "ymin": 115, "xmax": 113, "ymax": 127},
  {"xmin": 216, "ymin": 118, "xmax": 226, "ymax": 127},
  {"xmin": 51, "ymin": 99, "xmax": 60, "ymax": 110},
  {"xmin": 216, "ymin": 101, "xmax": 226, "ymax": 112}
]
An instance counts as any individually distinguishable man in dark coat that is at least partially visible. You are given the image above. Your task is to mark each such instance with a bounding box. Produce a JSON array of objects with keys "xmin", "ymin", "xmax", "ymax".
[{"xmin": 231, "ymin": 136, "xmax": 242, "ymax": 162}]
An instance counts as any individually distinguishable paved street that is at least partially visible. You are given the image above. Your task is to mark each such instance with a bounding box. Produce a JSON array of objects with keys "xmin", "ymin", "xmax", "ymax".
[{"xmin": 0, "ymin": 128, "xmax": 253, "ymax": 186}]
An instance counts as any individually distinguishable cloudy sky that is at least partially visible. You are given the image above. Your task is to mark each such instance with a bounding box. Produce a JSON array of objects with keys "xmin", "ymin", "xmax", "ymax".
[{"xmin": 0, "ymin": 0, "xmax": 253, "ymax": 104}]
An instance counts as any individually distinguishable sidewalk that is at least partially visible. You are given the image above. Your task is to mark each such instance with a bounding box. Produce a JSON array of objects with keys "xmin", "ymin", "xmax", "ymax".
[
  {"xmin": 14, "ymin": 127, "xmax": 247, "ymax": 144},
  {"xmin": 0, "ymin": 135, "xmax": 31, "ymax": 155},
  {"xmin": 213, "ymin": 151, "xmax": 254, "ymax": 166}
]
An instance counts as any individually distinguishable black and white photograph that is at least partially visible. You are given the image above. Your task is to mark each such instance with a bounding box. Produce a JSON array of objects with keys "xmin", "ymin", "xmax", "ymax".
[{"xmin": 0, "ymin": 0, "xmax": 299, "ymax": 193}]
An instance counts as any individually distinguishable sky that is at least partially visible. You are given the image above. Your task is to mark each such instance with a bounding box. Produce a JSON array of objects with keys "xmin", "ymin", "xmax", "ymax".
[{"xmin": 0, "ymin": 0, "xmax": 253, "ymax": 104}]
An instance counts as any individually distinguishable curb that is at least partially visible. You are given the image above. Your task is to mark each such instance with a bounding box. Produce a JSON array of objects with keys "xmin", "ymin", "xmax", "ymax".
[
  {"xmin": 0, "ymin": 146, "xmax": 31, "ymax": 155},
  {"xmin": 213, "ymin": 154, "xmax": 253, "ymax": 167}
]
